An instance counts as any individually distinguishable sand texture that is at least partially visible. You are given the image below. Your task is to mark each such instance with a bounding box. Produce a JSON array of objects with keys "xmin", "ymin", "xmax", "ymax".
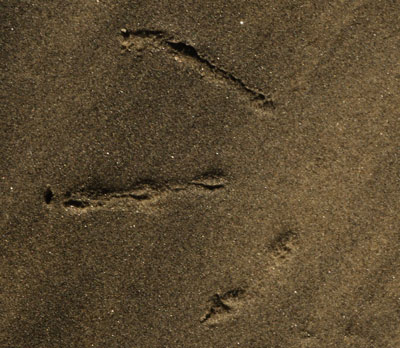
[{"xmin": 1, "ymin": 1, "xmax": 400, "ymax": 347}]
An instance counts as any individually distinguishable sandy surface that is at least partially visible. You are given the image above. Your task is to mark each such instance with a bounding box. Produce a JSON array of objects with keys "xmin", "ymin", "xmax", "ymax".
[{"xmin": 1, "ymin": 1, "xmax": 400, "ymax": 347}]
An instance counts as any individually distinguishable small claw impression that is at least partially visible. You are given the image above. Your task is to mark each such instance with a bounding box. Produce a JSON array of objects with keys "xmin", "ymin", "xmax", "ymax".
[
  {"xmin": 119, "ymin": 28, "xmax": 274, "ymax": 110},
  {"xmin": 200, "ymin": 288, "xmax": 246, "ymax": 325}
]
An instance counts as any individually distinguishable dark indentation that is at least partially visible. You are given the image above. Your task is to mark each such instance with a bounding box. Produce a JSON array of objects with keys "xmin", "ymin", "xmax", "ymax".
[
  {"xmin": 252, "ymin": 93, "xmax": 275, "ymax": 108},
  {"xmin": 270, "ymin": 229, "xmax": 297, "ymax": 252},
  {"xmin": 129, "ymin": 193, "xmax": 151, "ymax": 200},
  {"xmin": 190, "ymin": 182, "xmax": 225, "ymax": 190},
  {"xmin": 120, "ymin": 28, "xmax": 166, "ymax": 39},
  {"xmin": 61, "ymin": 180, "xmax": 161, "ymax": 210},
  {"xmin": 166, "ymin": 41, "xmax": 273, "ymax": 108},
  {"xmin": 200, "ymin": 288, "xmax": 245, "ymax": 324},
  {"xmin": 190, "ymin": 169, "xmax": 226, "ymax": 190},
  {"xmin": 44, "ymin": 186, "xmax": 53, "ymax": 204},
  {"xmin": 131, "ymin": 29, "xmax": 165, "ymax": 38},
  {"xmin": 63, "ymin": 199, "xmax": 89, "ymax": 208},
  {"xmin": 74, "ymin": 179, "xmax": 160, "ymax": 200},
  {"xmin": 211, "ymin": 294, "xmax": 232, "ymax": 311},
  {"xmin": 121, "ymin": 29, "xmax": 275, "ymax": 109},
  {"xmin": 167, "ymin": 40, "xmax": 231, "ymax": 86},
  {"xmin": 166, "ymin": 41, "xmax": 203, "ymax": 60},
  {"xmin": 61, "ymin": 173, "xmax": 226, "ymax": 211}
]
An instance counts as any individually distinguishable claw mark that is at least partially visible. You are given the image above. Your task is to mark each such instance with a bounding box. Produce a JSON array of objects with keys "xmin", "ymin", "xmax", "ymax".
[
  {"xmin": 62, "ymin": 183, "xmax": 168, "ymax": 212},
  {"xmin": 47, "ymin": 172, "xmax": 227, "ymax": 213},
  {"xmin": 119, "ymin": 28, "xmax": 275, "ymax": 110},
  {"xmin": 200, "ymin": 288, "xmax": 246, "ymax": 324}
]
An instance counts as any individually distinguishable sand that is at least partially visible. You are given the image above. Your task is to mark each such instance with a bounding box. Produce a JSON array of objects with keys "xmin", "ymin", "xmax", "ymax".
[{"xmin": 1, "ymin": 1, "xmax": 400, "ymax": 347}]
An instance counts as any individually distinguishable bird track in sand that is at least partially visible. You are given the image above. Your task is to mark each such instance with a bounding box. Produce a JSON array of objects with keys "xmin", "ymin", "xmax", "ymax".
[
  {"xmin": 45, "ymin": 173, "xmax": 227, "ymax": 213},
  {"xmin": 199, "ymin": 230, "xmax": 299, "ymax": 326},
  {"xmin": 119, "ymin": 28, "xmax": 275, "ymax": 112}
]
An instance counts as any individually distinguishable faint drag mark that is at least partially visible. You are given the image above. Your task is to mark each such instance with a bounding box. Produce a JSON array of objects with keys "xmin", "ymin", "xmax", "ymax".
[{"xmin": 118, "ymin": 28, "xmax": 275, "ymax": 111}]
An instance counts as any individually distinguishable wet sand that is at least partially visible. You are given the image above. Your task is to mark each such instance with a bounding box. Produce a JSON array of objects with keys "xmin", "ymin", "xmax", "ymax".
[{"xmin": 1, "ymin": 1, "xmax": 400, "ymax": 347}]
